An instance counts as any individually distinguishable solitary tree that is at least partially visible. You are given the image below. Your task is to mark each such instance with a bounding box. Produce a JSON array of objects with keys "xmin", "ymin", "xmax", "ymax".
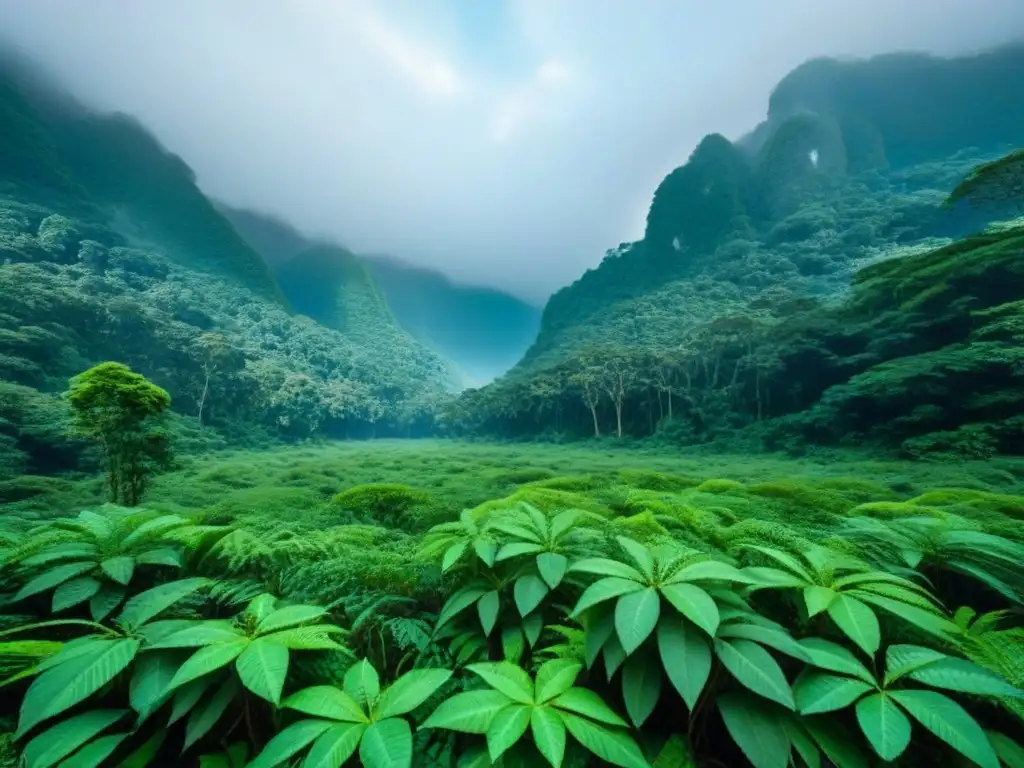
[{"xmin": 66, "ymin": 362, "xmax": 171, "ymax": 505}]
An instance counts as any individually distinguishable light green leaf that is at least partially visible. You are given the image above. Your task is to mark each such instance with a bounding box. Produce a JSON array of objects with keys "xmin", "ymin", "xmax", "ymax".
[
  {"xmin": 522, "ymin": 612, "xmax": 543, "ymax": 648},
  {"xmin": 883, "ymin": 644, "xmax": 948, "ymax": 684},
  {"xmin": 742, "ymin": 566, "xmax": 808, "ymax": 590},
  {"xmin": 783, "ymin": 719, "xmax": 821, "ymax": 768},
  {"xmin": 359, "ymin": 717, "xmax": 412, "ymax": 768},
  {"xmin": 497, "ymin": 542, "xmax": 546, "ymax": 561},
  {"xmin": 537, "ymin": 553, "xmax": 569, "ymax": 589},
  {"xmin": 804, "ymin": 586, "xmax": 836, "ymax": 617},
  {"xmin": 169, "ymin": 675, "xmax": 218, "ymax": 725},
  {"xmin": 799, "ymin": 639, "xmax": 874, "ymax": 683},
  {"xmin": 794, "ymin": 672, "xmax": 872, "ymax": 715},
  {"xmin": 135, "ymin": 548, "xmax": 182, "ymax": 567},
  {"xmin": 118, "ymin": 578, "xmax": 210, "ymax": 630},
  {"xmin": 487, "ymin": 703, "xmax": 531, "ymax": 762},
  {"xmin": 474, "ymin": 538, "xmax": 498, "ymax": 567},
  {"xmin": 827, "ymin": 595, "xmax": 880, "ymax": 656},
  {"xmin": 616, "ymin": 537, "xmax": 655, "ymax": 580},
  {"xmin": 622, "ymin": 651, "xmax": 661, "ymax": 727},
  {"xmin": 468, "ymin": 662, "xmax": 534, "ymax": 704},
  {"xmin": 56, "ymin": 733, "xmax": 127, "ymax": 768},
  {"xmin": 343, "ymin": 659, "xmax": 381, "ymax": 709},
  {"xmin": 421, "ymin": 690, "xmax": 512, "ymax": 733},
  {"xmin": 657, "ymin": 616, "xmax": 711, "ymax": 710},
  {"xmin": 717, "ymin": 693, "xmax": 790, "ymax": 768},
  {"xmin": 283, "ymin": 686, "xmax": 368, "ymax": 722},
  {"xmin": 261, "ymin": 626, "xmax": 347, "ymax": 651},
  {"xmin": 584, "ymin": 609, "xmax": 615, "ymax": 669},
  {"xmin": 17, "ymin": 639, "xmax": 140, "ymax": 738},
  {"xmin": 551, "ymin": 687, "xmax": 627, "ymax": 727},
  {"xmin": 742, "ymin": 545, "xmax": 814, "ymax": 582},
  {"xmin": 100, "ymin": 556, "xmax": 135, "ymax": 586},
  {"xmin": 302, "ymin": 723, "xmax": 366, "ymax": 768},
  {"xmin": 716, "ymin": 623, "xmax": 809, "ymax": 662},
  {"xmin": 245, "ymin": 594, "xmax": 277, "ymax": 624},
  {"xmin": 664, "ymin": 560, "xmax": 754, "ymax": 585},
  {"xmin": 559, "ymin": 710, "xmax": 650, "ymax": 768},
  {"xmin": 569, "ymin": 558, "xmax": 646, "ymax": 582},
  {"xmin": 88, "ymin": 585, "xmax": 124, "ymax": 622},
  {"xmin": 256, "ymin": 605, "xmax": 326, "ymax": 635},
  {"xmin": 909, "ymin": 657, "xmax": 1022, "ymax": 698},
  {"xmin": 442, "ymin": 541, "xmax": 468, "ymax": 572},
  {"xmin": 15, "ymin": 562, "xmax": 96, "ymax": 602},
  {"xmin": 715, "ymin": 639, "xmax": 794, "ymax": 710},
  {"xmin": 987, "ymin": 730, "xmax": 1024, "ymax": 768},
  {"xmin": 478, "ymin": 590, "xmax": 500, "ymax": 637},
  {"xmin": 247, "ymin": 718, "xmax": 333, "ymax": 768},
  {"xmin": 22, "ymin": 709, "xmax": 127, "ymax": 768},
  {"xmin": 147, "ymin": 623, "xmax": 243, "ymax": 649},
  {"xmin": 854, "ymin": 593, "xmax": 958, "ymax": 639},
  {"xmin": 21, "ymin": 544, "xmax": 97, "ymax": 567},
  {"xmin": 888, "ymin": 689, "xmax": 999, "ymax": 768},
  {"xmin": 374, "ymin": 668, "xmax": 452, "ymax": 719},
  {"xmin": 536, "ymin": 660, "xmax": 582, "ymax": 704},
  {"xmin": 855, "ymin": 693, "xmax": 911, "ymax": 762},
  {"xmin": 166, "ymin": 638, "xmax": 249, "ymax": 692},
  {"xmin": 52, "ymin": 578, "xmax": 102, "ymax": 613},
  {"xmin": 615, "ymin": 588, "xmax": 660, "ymax": 655},
  {"xmin": 514, "ymin": 574, "xmax": 550, "ymax": 617},
  {"xmin": 437, "ymin": 587, "xmax": 487, "ymax": 629},
  {"xmin": 531, "ymin": 706, "xmax": 567, "ymax": 768},
  {"xmin": 502, "ymin": 625, "xmax": 525, "ymax": 664},
  {"xmin": 184, "ymin": 677, "xmax": 241, "ymax": 750},
  {"xmin": 660, "ymin": 583, "xmax": 719, "ymax": 637},
  {"xmin": 236, "ymin": 637, "xmax": 289, "ymax": 704},
  {"xmin": 129, "ymin": 649, "xmax": 183, "ymax": 719}
]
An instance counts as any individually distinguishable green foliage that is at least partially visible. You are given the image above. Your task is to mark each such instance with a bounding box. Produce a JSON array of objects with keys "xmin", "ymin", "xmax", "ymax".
[
  {"xmin": 65, "ymin": 363, "xmax": 171, "ymax": 505},
  {"xmin": 331, "ymin": 483, "xmax": 433, "ymax": 525}
]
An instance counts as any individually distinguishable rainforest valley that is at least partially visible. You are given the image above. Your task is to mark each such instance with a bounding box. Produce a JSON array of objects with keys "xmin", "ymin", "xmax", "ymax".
[{"xmin": 0, "ymin": 41, "xmax": 1023, "ymax": 768}]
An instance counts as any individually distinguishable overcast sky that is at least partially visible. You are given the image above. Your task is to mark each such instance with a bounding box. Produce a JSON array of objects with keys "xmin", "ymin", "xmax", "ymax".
[{"xmin": 1, "ymin": 1, "xmax": 1022, "ymax": 301}]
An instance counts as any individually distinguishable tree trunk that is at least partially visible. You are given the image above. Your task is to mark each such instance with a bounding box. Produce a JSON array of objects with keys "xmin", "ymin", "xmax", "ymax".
[
  {"xmin": 668, "ymin": 388, "xmax": 673, "ymax": 419},
  {"xmin": 615, "ymin": 400, "xmax": 623, "ymax": 438},
  {"xmin": 589, "ymin": 405, "xmax": 600, "ymax": 437},
  {"xmin": 197, "ymin": 368, "xmax": 211, "ymax": 426}
]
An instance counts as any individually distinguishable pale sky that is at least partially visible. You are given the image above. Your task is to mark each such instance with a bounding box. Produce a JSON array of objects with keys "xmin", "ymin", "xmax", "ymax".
[{"xmin": 0, "ymin": 0, "xmax": 1022, "ymax": 301}]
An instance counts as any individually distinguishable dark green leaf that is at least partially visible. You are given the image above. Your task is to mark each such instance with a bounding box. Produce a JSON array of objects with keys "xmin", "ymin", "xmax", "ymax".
[
  {"xmin": 657, "ymin": 616, "xmax": 710, "ymax": 710},
  {"xmin": 184, "ymin": 677, "xmax": 241, "ymax": 751},
  {"xmin": 622, "ymin": 651, "xmax": 661, "ymax": 727},
  {"xmin": 551, "ymin": 687, "xmax": 626, "ymax": 727},
  {"xmin": 15, "ymin": 562, "xmax": 96, "ymax": 602},
  {"xmin": 283, "ymin": 685, "xmax": 368, "ymax": 722},
  {"xmin": 359, "ymin": 717, "xmax": 412, "ymax": 768},
  {"xmin": 717, "ymin": 693, "xmax": 790, "ymax": 768},
  {"xmin": 855, "ymin": 693, "xmax": 911, "ymax": 762},
  {"xmin": 615, "ymin": 588, "xmax": 660, "ymax": 655},
  {"xmin": 793, "ymin": 671, "xmax": 872, "ymax": 715},
  {"xmin": 559, "ymin": 710, "xmax": 650, "ymax": 768},
  {"xmin": 247, "ymin": 718, "xmax": 333, "ymax": 768},
  {"xmin": 535, "ymin": 659, "xmax": 582, "ymax": 704},
  {"xmin": 660, "ymin": 583, "xmax": 719, "ymax": 637},
  {"xmin": 514, "ymin": 574, "xmax": 550, "ymax": 617},
  {"xmin": 827, "ymin": 595, "xmax": 880, "ymax": 657},
  {"xmin": 236, "ymin": 637, "xmax": 288, "ymax": 704},
  {"xmin": 22, "ymin": 710, "xmax": 127, "ymax": 768},
  {"xmin": 100, "ymin": 556, "xmax": 135, "ymax": 586},
  {"xmin": 888, "ymin": 689, "xmax": 999, "ymax": 768},
  {"xmin": 715, "ymin": 639, "xmax": 794, "ymax": 709},
  {"xmin": 478, "ymin": 591, "xmax": 500, "ymax": 637},
  {"xmin": 52, "ymin": 578, "xmax": 102, "ymax": 613}
]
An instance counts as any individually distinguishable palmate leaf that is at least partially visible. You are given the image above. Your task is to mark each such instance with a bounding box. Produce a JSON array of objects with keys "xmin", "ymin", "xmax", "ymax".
[
  {"xmin": 604, "ymin": 636, "xmax": 627, "ymax": 680},
  {"xmin": 15, "ymin": 562, "xmax": 96, "ymax": 602},
  {"xmin": 569, "ymin": 558, "xmax": 646, "ymax": 582},
  {"xmin": 717, "ymin": 623, "xmax": 809, "ymax": 662},
  {"xmin": 793, "ymin": 671, "xmax": 873, "ymax": 715},
  {"xmin": 21, "ymin": 544, "xmax": 98, "ymax": 567},
  {"xmin": 169, "ymin": 675, "xmax": 219, "ymax": 725},
  {"xmin": 437, "ymin": 586, "xmax": 488, "ymax": 629},
  {"xmin": 741, "ymin": 545, "xmax": 814, "ymax": 582},
  {"xmin": 558, "ymin": 710, "xmax": 650, "ymax": 768},
  {"xmin": 715, "ymin": 639, "xmax": 794, "ymax": 710},
  {"xmin": 615, "ymin": 588, "xmax": 660, "ymax": 655},
  {"xmin": 802, "ymin": 715, "xmax": 870, "ymax": 768},
  {"xmin": 262, "ymin": 625, "xmax": 347, "ymax": 651},
  {"xmin": 117, "ymin": 578, "xmax": 210, "ymax": 630},
  {"xmin": 616, "ymin": 537, "xmax": 655, "ymax": 581},
  {"xmin": 374, "ymin": 668, "xmax": 452, "ymax": 719},
  {"xmin": 248, "ymin": 719, "xmax": 334, "ymax": 768},
  {"xmin": 303, "ymin": 723, "xmax": 366, "ymax": 768},
  {"xmin": 421, "ymin": 690, "xmax": 512, "ymax": 733},
  {"xmin": 804, "ymin": 586, "xmax": 836, "ymax": 617},
  {"xmin": 782, "ymin": 718, "xmax": 821, "ymax": 768},
  {"xmin": 52, "ymin": 578, "xmax": 102, "ymax": 613},
  {"xmin": 883, "ymin": 644, "xmax": 948, "ymax": 683},
  {"xmin": 21, "ymin": 709, "xmax": 127, "ymax": 768},
  {"xmin": 360, "ymin": 717, "xmax": 413, "ymax": 768},
  {"xmin": 664, "ymin": 560, "xmax": 754, "ymax": 585},
  {"xmin": 284, "ymin": 686, "xmax": 368, "ymax": 722},
  {"xmin": 166, "ymin": 638, "xmax": 249, "ymax": 692},
  {"xmin": 827, "ymin": 595, "xmax": 880, "ymax": 656},
  {"xmin": 908, "ymin": 657, "xmax": 1023, "ymax": 698},
  {"xmin": 536, "ymin": 660, "xmax": 582, "ymax": 704},
  {"xmin": 497, "ymin": 542, "xmax": 546, "ymax": 561},
  {"xmin": 147, "ymin": 622, "xmax": 242, "ymax": 649},
  {"xmin": 17, "ymin": 639, "xmax": 140, "ymax": 738},
  {"xmin": 256, "ymin": 604, "xmax": 326, "ymax": 635},
  {"xmin": 799, "ymin": 639, "xmax": 874, "ymax": 683},
  {"xmin": 531, "ymin": 706, "xmax": 567, "ymax": 768},
  {"xmin": 468, "ymin": 662, "xmax": 534, "ymax": 704},
  {"xmin": 487, "ymin": 703, "xmax": 531, "ymax": 761},
  {"xmin": 855, "ymin": 693, "xmax": 910, "ymax": 762},
  {"xmin": 660, "ymin": 583, "xmax": 718, "ymax": 636},
  {"xmin": 657, "ymin": 616, "xmax": 711, "ymax": 710},
  {"xmin": 888, "ymin": 689, "xmax": 999, "ymax": 768},
  {"xmin": 622, "ymin": 651, "xmax": 661, "ymax": 727},
  {"xmin": 551, "ymin": 688, "xmax": 627, "ymax": 727},
  {"xmin": 717, "ymin": 693, "xmax": 790, "ymax": 768},
  {"xmin": 344, "ymin": 659, "xmax": 381, "ymax": 708},
  {"xmin": 135, "ymin": 547, "xmax": 182, "ymax": 567},
  {"xmin": 853, "ymin": 593, "xmax": 958, "ymax": 639},
  {"xmin": 236, "ymin": 637, "xmax": 289, "ymax": 704}
]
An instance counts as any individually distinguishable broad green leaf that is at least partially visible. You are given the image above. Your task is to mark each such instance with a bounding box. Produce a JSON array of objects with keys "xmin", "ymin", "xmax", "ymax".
[
  {"xmin": 884, "ymin": 644, "xmax": 948, "ymax": 684},
  {"xmin": 119, "ymin": 727, "xmax": 166, "ymax": 767},
  {"xmin": 559, "ymin": 710, "xmax": 650, "ymax": 768},
  {"xmin": 536, "ymin": 660, "xmax": 582, "ymax": 704},
  {"xmin": 987, "ymin": 730, "xmax": 1024, "ymax": 768},
  {"xmin": 855, "ymin": 693, "xmax": 910, "ymax": 762},
  {"xmin": 52, "ymin": 577, "xmax": 102, "ymax": 613},
  {"xmin": 585, "ymin": 609, "xmax": 615, "ymax": 669},
  {"xmin": 742, "ymin": 545, "xmax": 814, "ymax": 582},
  {"xmin": 468, "ymin": 662, "xmax": 534, "ymax": 704},
  {"xmin": 129, "ymin": 649, "xmax": 183, "ymax": 719},
  {"xmin": 622, "ymin": 652, "xmax": 661, "ymax": 727},
  {"xmin": 284, "ymin": 686, "xmax": 368, "ymax": 722},
  {"xmin": 569, "ymin": 558, "xmax": 646, "ymax": 582},
  {"xmin": 804, "ymin": 586, "xmax": 836, "ymax": 617},
  {"xmin": 615, "ymin": 588, "xmax": 660, "ymax": 655},
  {"xmin": 531, "ymin": 706, "xmax": 567, "ymax": 768},
  {"xmin": 262, "ymin": 626, "xmax": 347, "ymax": 651},
  {"xmin": 550, "ymin": 510, "xmax": 581, "ymax": 540},
  {"xmin": 147, "ymin": 622, "xmax": 243, "ymax": 649},
  {"xmin": 888, "ymin": 689, "xmax": 999, "ymax": 768},
  {"xmin": 56, "ymin": 732, "xmax": 127, "ymax": 768},
  {"xmin": 184, "ymin": 677, "xmax": 241, "ymax": 750},
  {"xmin": 22, "ymin": 709, "xmax": 127, "ymax": 768},
  {"xmin": 827, "ymin": 595, "xmax": 879, "ymax": 657},
  {"xmin": 502, "ymin": 625, "xmax": 525, "ymax": 664},
  {"xmin": 135, "ymin": 548, "xmax": 182, "ymax": 567},
  {"xmin": 256, "ymin": 605, "xmax": 326, "ymax": 635},
  {"xmin": 421, "ymin": 690, "xmax": 513, "ymax": 733},
  {"xmin": 616, "ymin": 537, "xmax": 655, "ymax": 580},
  {"xmin": 169, "ymin": 675, "xmax": 219, "ymax": 725},
  {"xmin": 783, "ymin": 719, "xmax": 821, "ymax": 768},
  {"xmin": 245, "ymin": 594, "xmax": 277, "ymax": 624},
  {"xmin": 15, "ymin": 562, "xmax": 96, "ymax": 602},
  {"xmin": 442, "ymin": 541, "xmax": 468, "ymax": 572},
  {"xmin": 514, "ymin": 574, "xmax": 550, "ymax": 617},
  {"xmin": 88, "ymin": 585, "xmax": 124, "ymax": 622},
  {"xmin": 848, "ymin": 582, "xmax": 943, "ymax": 612},
  {"xmin": 478, "ymin": 590, "xmax": 500, "ymax": 637},
  {"xmin": 487, "ymin": 703, "xmax": 531, "ymax": 762},
  {"xmin": 665, "ymin": 560, "xmax": 754, "ymax": 585},
  {"xmin": 854, "ymin": 593, "xmax": 958, "ymax": 639},
  {"xmin": 121, "ymin": 514, "xmax": 189, "ymax": 547},
  {"xmin": 248, "ymin": 718, "xmax": 333, "ymax": 768},
  {"xmin": 909, "ymin": 657, "xmax": 1022, "ymax": 698},
  {"xmin": 794, "ymin": 672, "xmax": 872, "ymax": 715},
  {"xmin": 660, "ymin": 583, "xmax": 718, "ymax": 637},
  {"xmin": 344, "ymin": 659, "xmax": 381, "ymax": 709},
  {"xmin": 474, "ymin": 538, "xmax": 498, "ymax": 567},
  {"xmin": 136, "ymin": 619, "xmax": 197, "ymax": 646},
  {"xmin": 21, "ymin": 544, "xmax": 97, "ymax": 567},
  {"xmin": 522, "ymin": 612, "xmax": 543, "ymax": 648},
  {"xmin": 437, "ymin": 587, "xmax": 487, "ymax": 629},
  {"xmin": 374, "ymin": 668, "xmax": 453, "ymax": 719},
  {"xmin": 359, "ymin": 717, "xmax": 412, "ymax": 768},
  {"xmin": 497, "ymin": 542, "xmax": 546, "ymax": 561},
  {"xmin": 537, "ymin": 553, "xmax": 569, "ymax": 589},
  {"xmin": 717, "ymin": 693, "xmax": 790, "ymax": 768},
  {"xmin": 100, "ymin": 556, "xmax": 135, "ymax": 586},
  {"xmin": 551, "ymin": 687, "xmax": 627, "ymax": 727},
  {"xmin": 715, "ymin": 639, "xmax": 794, "ymax": 710},
  {"xmin": 803, "ymin": 716, "xmax": 870, "ymax": 768},
  {"xmin": 742, "ymin": 567, "xmax": 808, "ymax": 590},
  {"xmin": 118, "ymin": 578, "xmax": 209, "ymax": 630},
  {"xmin": 489, "ymin": 522, "xmax": 543, "ymax": 544},
  {"xmin": 236, "ymin": 637, "xmax": 289, "ymax": 704},
  {"xmin": 657, "ymin": 616, "xmax": 711, "ymax": 710},
  {"xmin": 18, "ymin": 639, "xmax": 140, "ymax": 737},
  {"xmin": 302, "ymin": 723, "xmax": 366, "ymax": 768},
  {"xmin": 603, "ymin": 636, "xmax": 627, "ymax": 680},
  {"xmin": 167, "ymin": 638, "xmax": 249, "ymax": 691},
  {"xmin": 799, "ymin": 639, "xmax": 874, "ymax": 683},
  {"xmin": 651, "ymin": 733, "xmax": 695, "ymax": 768},
  {"xmin": 717, "ymin": 623, "xmax": 809, "ymax": 662}
]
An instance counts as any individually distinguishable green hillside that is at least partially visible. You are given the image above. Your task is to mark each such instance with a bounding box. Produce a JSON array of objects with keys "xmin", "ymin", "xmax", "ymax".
[{"xmin": 456, "ymin": 45, "xmax": 1024, "ymax": 457}]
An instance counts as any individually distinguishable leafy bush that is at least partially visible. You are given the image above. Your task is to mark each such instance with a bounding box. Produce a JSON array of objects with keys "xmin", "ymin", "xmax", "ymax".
[{"xmin": 330, "ymin": 483, "xmax": 433, "ymax": 525}]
